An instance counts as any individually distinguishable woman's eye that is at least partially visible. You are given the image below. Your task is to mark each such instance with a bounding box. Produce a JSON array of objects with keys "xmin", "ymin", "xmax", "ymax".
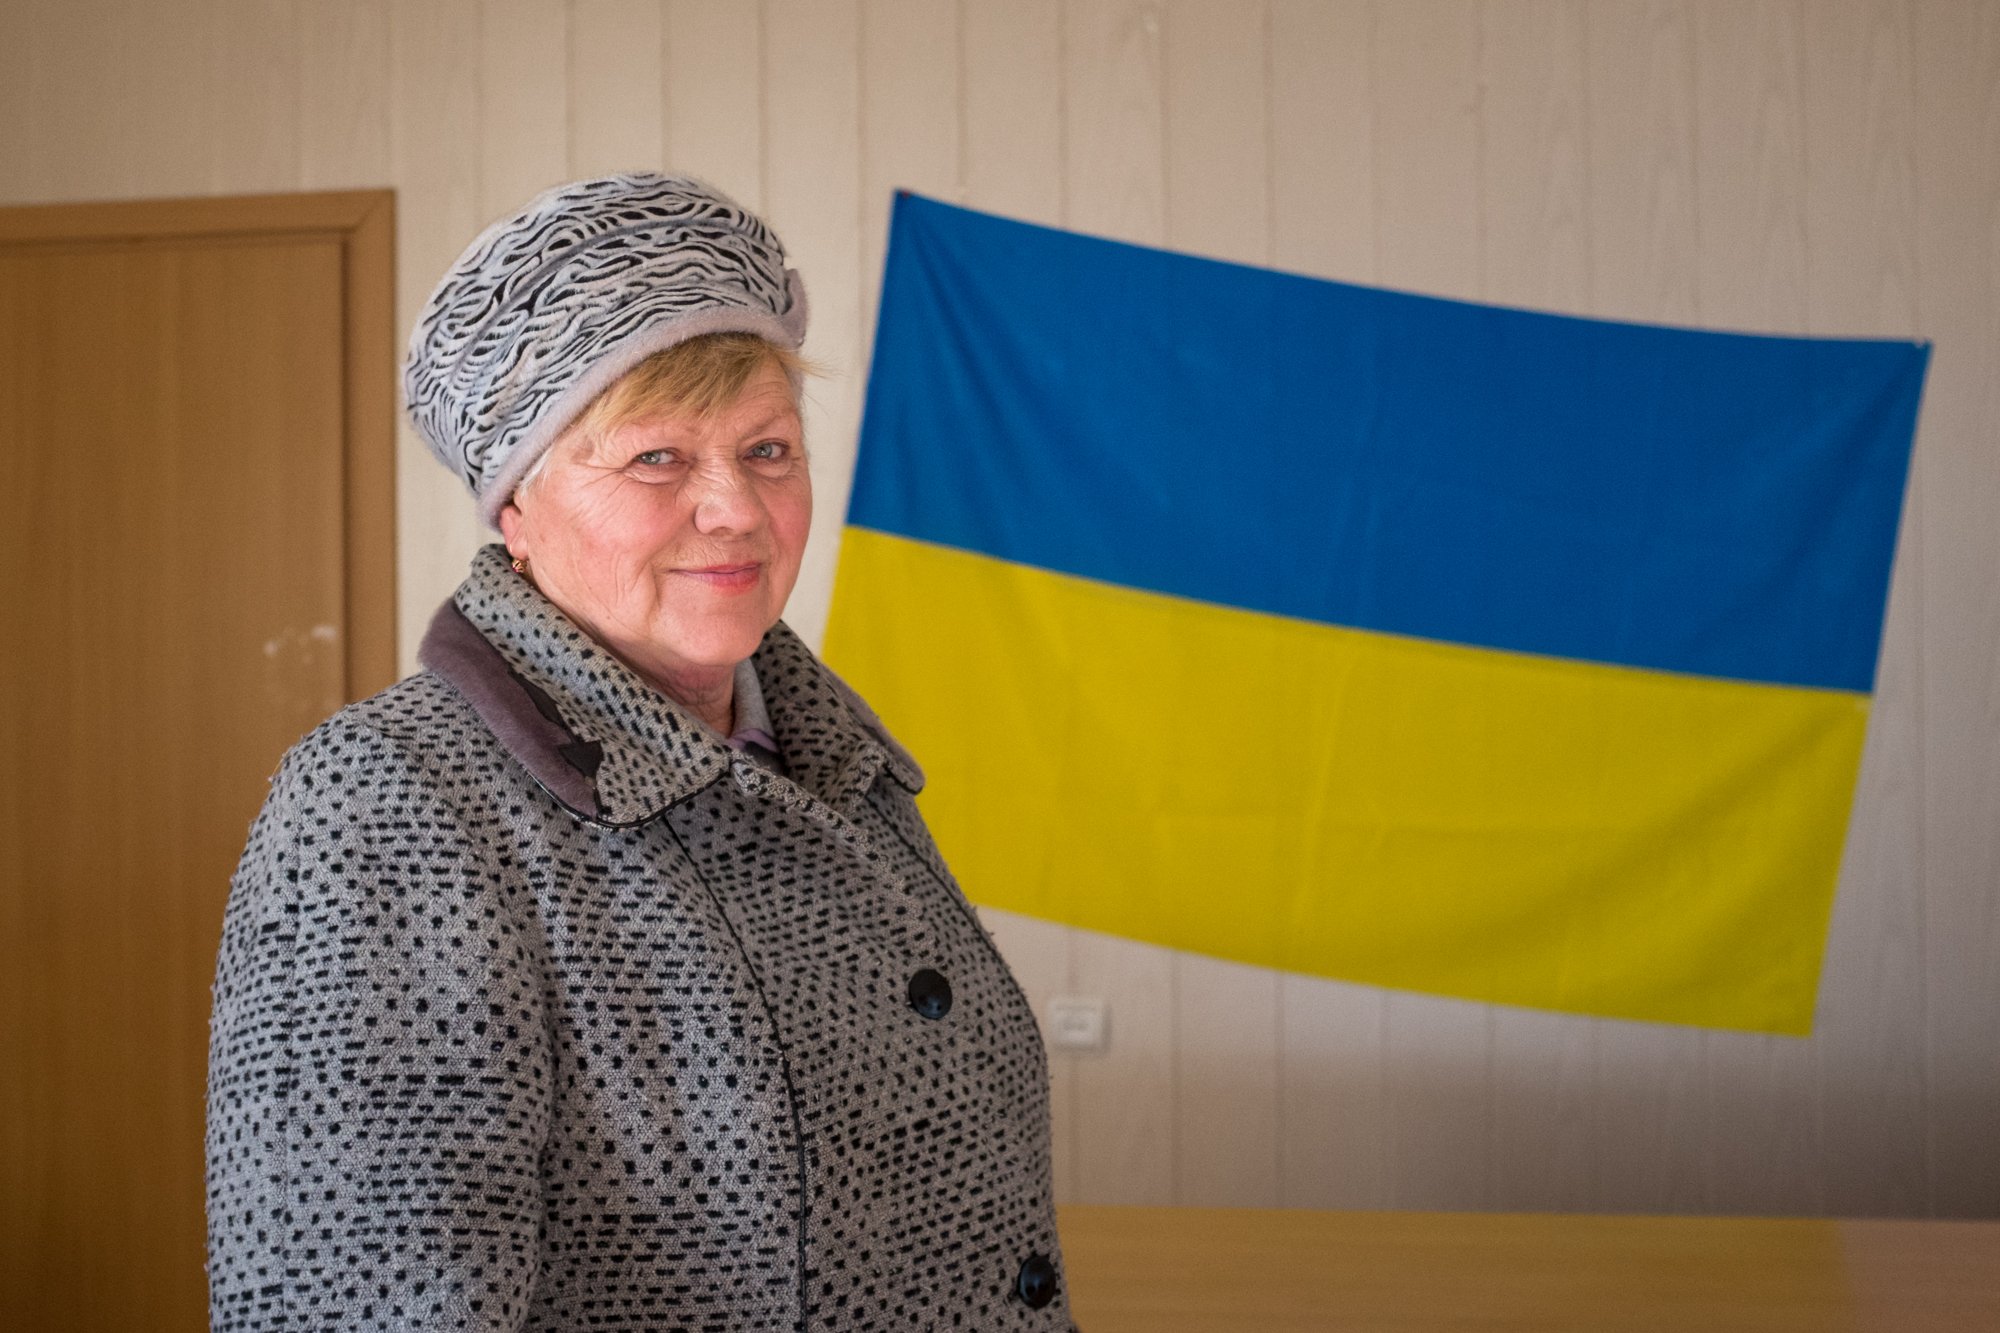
[
  {"xmin": 631, "ymin": 449, "xmax": 670, "ymax": 466},
  {"xmin": 747, "ymin": 440, "xmax": 789, "ymax": 461}
]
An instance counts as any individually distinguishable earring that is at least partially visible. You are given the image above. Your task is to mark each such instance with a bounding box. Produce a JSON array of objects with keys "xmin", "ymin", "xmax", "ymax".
[{"xmin": 511, "ymin": 555, "xmax": 529, "ymax": 574}]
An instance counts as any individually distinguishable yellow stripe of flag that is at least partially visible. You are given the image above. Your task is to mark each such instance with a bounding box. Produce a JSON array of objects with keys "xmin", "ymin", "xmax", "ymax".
[{"xmin": 827, "ymin": 528, "xmax": 1869, "ymax": 1034}]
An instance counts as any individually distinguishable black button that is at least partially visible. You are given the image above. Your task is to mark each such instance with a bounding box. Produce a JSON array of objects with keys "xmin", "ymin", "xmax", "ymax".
[
  {"xmin": 907, "ymin": 968, "xmax": 953, "ymax": 1020},
  {"xmin": 1015, "ymin": 1252, "xmax": 1058, "ymax": 1309}
]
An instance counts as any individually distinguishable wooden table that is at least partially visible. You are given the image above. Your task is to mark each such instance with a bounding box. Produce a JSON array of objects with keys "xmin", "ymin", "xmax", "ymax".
[{"xmin": 1056, "ymin": 1206, "xmax": 2000, "ymax": 1331}]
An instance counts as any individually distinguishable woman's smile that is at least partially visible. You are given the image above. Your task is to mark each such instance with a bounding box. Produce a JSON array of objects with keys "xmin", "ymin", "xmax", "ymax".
[{"xmin": 674, "ymin": 561, "xmax": 763, "ymax": 591}]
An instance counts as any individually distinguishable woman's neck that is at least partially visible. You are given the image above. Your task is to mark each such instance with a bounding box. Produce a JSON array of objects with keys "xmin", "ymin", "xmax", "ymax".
[{"xmin": 648, "ymin": 664, "xmax": 735, "ymax": 737}]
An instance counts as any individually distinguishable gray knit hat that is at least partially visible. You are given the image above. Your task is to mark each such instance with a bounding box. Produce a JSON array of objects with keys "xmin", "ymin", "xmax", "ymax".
[{"xmin": 404, "ymin": 172, "xmax": 809, "ymax": 527}]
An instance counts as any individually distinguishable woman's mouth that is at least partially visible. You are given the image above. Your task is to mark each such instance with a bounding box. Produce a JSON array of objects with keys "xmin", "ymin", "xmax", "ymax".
[{"xmin": 676, "ymin": 562, "xmax": 763, "ymax": 592}]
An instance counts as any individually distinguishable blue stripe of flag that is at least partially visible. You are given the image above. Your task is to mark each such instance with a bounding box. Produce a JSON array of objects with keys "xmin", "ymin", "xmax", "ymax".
[{"xmin": 849, "ymin": 193, "xmax": 1926, "ymax": 693}]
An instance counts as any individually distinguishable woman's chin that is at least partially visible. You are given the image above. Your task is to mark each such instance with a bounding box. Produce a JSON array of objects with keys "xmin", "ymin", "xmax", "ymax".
[{"xmin": 649, "ymin": 612, "xmax": 774, "ymax": 674}]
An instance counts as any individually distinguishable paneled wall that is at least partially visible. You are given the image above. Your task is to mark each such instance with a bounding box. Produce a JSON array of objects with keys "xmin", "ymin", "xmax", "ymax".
[{"xmin": 3, "ymin": 0, "xmax": 1994, "ymax": 1217}]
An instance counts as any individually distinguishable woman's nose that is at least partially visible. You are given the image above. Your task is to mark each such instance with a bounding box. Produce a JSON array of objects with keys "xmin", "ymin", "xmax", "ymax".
[{"xmin": 687, "ymin": 457, "xmax": 764, "ymax": 532}]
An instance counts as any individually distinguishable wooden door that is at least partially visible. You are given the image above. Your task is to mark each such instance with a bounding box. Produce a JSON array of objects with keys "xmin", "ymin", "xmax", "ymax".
[{"xmin": 0, "ymin": 192, "xmax": 396, "ymax": 1332}]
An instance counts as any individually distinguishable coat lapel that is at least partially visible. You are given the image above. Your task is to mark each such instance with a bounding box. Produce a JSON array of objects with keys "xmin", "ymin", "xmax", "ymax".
[
  {"xmin": 751, "ymin": 621, "xmax": 924, "ymax": 813},
  {"xmin": 443, "ymin": 546, "xmax": 728, "ymax": 824}
]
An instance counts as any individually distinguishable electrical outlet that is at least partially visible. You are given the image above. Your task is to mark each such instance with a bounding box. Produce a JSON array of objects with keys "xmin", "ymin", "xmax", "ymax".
[{"xmin": 1046, "ymin": 996, "xmax": 1109, "ymax": 1053}]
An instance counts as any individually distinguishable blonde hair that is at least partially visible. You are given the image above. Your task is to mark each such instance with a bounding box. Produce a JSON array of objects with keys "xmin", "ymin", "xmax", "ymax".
[{"xmin": 519, "ymin": 332, "xmax": 813, "ymax": 493}]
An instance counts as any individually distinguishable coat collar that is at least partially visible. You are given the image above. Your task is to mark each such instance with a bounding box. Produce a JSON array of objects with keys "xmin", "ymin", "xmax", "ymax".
[{"xmin": 420, "ymin": 545, "xmax": 920, "ymax": 827}]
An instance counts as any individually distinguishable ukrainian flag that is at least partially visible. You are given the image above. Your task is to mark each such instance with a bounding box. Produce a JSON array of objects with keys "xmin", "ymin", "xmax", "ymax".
[{"xmin": 825, "ymin": 194, "xmax": 1927, "ymax": 1036}]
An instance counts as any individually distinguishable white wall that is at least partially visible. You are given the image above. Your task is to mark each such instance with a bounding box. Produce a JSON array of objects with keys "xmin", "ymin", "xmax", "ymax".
[{"xmin": 4, "ymin": 0, "xmax": 1994, "ymax": 1217}]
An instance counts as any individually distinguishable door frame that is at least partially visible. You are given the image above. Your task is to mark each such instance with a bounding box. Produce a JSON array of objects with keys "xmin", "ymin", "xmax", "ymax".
[{"xmin": 0, "ymin": 190, "xmax": 398, "ymax": 697}]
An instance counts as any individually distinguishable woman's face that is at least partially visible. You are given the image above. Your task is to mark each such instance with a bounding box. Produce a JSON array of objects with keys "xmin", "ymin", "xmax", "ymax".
[{"xmin": 498, "ymin": 358, "xmax": 811, "ymax": 696}]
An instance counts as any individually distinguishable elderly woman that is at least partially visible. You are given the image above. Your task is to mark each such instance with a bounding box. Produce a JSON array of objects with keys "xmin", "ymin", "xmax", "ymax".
[{"xmin": 206, "ymin": 174, "xmax": 1069, "ymax": 1331}]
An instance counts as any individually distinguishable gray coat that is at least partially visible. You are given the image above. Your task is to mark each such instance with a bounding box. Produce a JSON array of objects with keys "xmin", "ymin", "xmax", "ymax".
[{"xmin": 205, "ymin": 546, "xmax": 1070, "ymax": 1331}]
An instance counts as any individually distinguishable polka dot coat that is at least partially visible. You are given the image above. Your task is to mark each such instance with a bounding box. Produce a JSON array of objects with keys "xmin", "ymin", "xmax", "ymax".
[{"xmin": 206, "ymin": 545, "xmax": 1071, "ymax": 1331}]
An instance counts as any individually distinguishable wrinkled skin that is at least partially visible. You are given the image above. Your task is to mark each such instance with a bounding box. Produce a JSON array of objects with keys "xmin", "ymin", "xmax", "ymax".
[{"xmin": 499, "ymin": 359, "xmax": 811, "ymax": 735}]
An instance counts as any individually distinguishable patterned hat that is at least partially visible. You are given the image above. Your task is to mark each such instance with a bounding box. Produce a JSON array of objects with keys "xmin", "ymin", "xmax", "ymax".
[{"xmin": 404, "ymin": 172, "xmax": 809, "ymax": 526}]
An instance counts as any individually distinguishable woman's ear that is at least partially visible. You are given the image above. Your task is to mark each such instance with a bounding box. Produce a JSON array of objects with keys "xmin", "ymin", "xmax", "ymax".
[{"xmin": 497, "ymin": 499, "xmax": 527, "ymax": 559}]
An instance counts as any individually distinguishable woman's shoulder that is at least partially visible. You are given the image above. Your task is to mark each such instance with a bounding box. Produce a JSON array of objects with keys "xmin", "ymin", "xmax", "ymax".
[
  {"xmin": 262, "ymin": 669, "xmax": 502, "ymax": 817},
  {"xmin": 286, "ymin": 669, "xmax": 478, "ymax": 763},
  {"xmin": 231, "ymin": 671, "xmax": 535, "ymax": 922}
]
